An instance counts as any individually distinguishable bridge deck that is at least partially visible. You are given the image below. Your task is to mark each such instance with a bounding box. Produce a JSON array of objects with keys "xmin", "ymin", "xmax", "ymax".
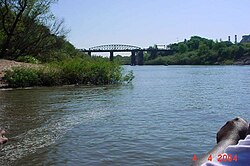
[{"xmin": 80, "ymin": 49, "xmax": 172, "ymax": 52}]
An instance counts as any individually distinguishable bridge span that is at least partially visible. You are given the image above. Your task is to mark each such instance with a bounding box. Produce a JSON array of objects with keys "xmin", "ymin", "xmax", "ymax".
[{"xmin": 80, "ymin": 44, "xmax": 173, "ymax": 65}]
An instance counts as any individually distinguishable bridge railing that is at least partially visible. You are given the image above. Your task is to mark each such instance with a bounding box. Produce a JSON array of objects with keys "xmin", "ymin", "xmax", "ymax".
[{"xmin": 89, "ymin": 44, "xmax": 141, "ymax": 51}]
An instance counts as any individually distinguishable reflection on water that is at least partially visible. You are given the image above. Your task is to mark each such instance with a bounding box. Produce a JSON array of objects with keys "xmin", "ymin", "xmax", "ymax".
[{"xmin": 0, "ymin": 66, "xmax": 250, "ymax": 166}]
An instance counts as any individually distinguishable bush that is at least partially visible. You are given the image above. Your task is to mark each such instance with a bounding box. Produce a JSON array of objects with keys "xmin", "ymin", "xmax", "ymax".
[
  {"xmin": 223, "ymin": 59, "xmax": 234, "ymax": 65},
  {"xmin": 3, "ymin": 57, "xmax": 134, "ymax": 88},
  {"xmin": 51, "ymin": 56, "xmax": 124, "ymax": 85},
  {"xmin": 17, "ymin": 56, "xmax": 40, "ymax": 64},
  {"xmin": 123, "ymin": 71, "xmax": 135, "ymax": 83},
  {"xmin": 144, "ymin": 56, "xmax": 167, "ymax": 65},
  {"xmin": 3, "ymin": 67, "xmax": 41, "ymax": 87},
  {"xmin": 38, "ymin": 67, "xmax": 62, "ymax": 86}
]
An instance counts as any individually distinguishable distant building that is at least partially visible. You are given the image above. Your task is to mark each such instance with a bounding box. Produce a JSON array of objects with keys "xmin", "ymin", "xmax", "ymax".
[{"xmin": 240, "ymin": 35, "xmax": 250, "ymax": 43}]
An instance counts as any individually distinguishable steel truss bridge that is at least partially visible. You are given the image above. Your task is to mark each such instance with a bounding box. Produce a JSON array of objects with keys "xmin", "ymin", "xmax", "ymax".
[
  {"xmin": 80, "ymin": 44, "xmax": 173, "ymax": 65},
  {"xmin": 89, "ymin": 44, "xmax": 141, "ymax": 51}
]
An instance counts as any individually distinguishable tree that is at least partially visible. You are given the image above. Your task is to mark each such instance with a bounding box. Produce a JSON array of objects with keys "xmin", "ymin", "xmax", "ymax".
[
  {"xmin": 178, "ymin": 43, "xmax": 188, "ymax": 53},
  {"xmin": 0, "ymin": 0, "xmax": 28, "ymax": 57},
  {"xmin": 212, "ymin": 41, "xmax": 226, "ymax": 51},
  {"xmin": 198, "ymin": 42, "xmax": 209, "ymax": 56},
  {"xmin": 187, "ymin": 36, "xmax": 201, "ymax": 51},
  {"xmin": 0, "ymin": 0, "xmax": 67, "ymax": 59},
  {"xmin": 147, "ymin": 45, "xmax": 158, "ymax": 60}
]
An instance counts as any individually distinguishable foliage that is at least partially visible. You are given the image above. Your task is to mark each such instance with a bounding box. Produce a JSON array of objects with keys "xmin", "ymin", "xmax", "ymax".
[
  {"xmin": 17, "ymin": 55, "xmax": 40, "ymax": 64},
  {"xmin": 178, "ymin": 43, "xmax": 188, "ymax": 53},
  {"xmin": 53, "ymin": 56, "xmax": 123, "ymax": 85},
  {"xmin": 223, "ymin": 59, "xmax": 234, "ymax": 65},
  {"xmin": 0, "ymin": 0, "xmax": 68, "ymax": 60},
  {"xmin": 123, "ymin": 71, "xmax": 134, "ymax": 83},
  {"xmin": 3, "ymin": 67, "xmax": 41, "ymax": 87},
  {"xmin": 3, "ymin": 57, "xmax": 134, "ymax": 88},
  {"xmin": 114, "ymin": 55, "xmax": 131, "ymax": 65},
  {"xmin": 144, "ymin": 56, "xmax": 167, "ymax": 65},
  {"xmin": 0, "ymin": 1, "xmax": 135, "ymax": 88},
  {"xmin": 145, "ymin": 36, "xmax": 250, "ymax": 65}
]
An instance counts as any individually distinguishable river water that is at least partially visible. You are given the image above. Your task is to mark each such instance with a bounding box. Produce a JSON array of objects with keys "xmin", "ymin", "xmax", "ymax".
[{"xmin": 0, "ymin": 65, "xmax": 250, "ymax": 166}]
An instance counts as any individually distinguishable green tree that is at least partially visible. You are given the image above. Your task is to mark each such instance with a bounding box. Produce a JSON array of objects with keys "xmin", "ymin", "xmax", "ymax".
[
  {"xmin": 212, "ymin": 41, "xmax": 227, "ymax": 51},
  {"xmin": 218, "ymin": 47, "xmax": 231, "ymax": 61},
  {"xmin": 187, "ymin": 36, "xmax": 201, "ymax": 51},
  {"xmin": 178, "ymin": 43, "xmax": 188, "ymax": 53},
  {"xmin": 198, "ymin": 42, "xmax": 209, "ymax": 56},
  {"xmin": 0, "ymin": 0, "xmax": 67, "ymax": 59},
  {"xmin": 147, "ymin": 45, "xmax": 158, "ymax": 60},
  {"xmin": 168, "ymin": 43, "xmax": 179, "ymax": 52}
]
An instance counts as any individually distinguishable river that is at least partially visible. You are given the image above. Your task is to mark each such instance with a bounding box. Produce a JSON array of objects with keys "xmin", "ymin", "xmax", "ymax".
[{"xmin": 0, "ymin": 65, "xmax": 250, "ymax": 166}]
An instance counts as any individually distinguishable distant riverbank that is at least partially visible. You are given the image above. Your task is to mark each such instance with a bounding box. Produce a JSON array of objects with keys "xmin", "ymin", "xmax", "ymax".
[
  {"xmin": 124, "ymin": 36, "xmax": 250, "ymax": 66},
  {"xmin": 143, "ymin": 55, "xmax": 250, "ymax": 66}
]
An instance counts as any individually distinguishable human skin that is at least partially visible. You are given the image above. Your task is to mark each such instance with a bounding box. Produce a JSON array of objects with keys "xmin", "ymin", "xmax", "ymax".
[
  {"xmin": 192, "ymin": 117, "xmax": 249, "ymax": 166},
  {"xmin": 0, "ymin": 128, "xmax": 8, "ymax": 145}
]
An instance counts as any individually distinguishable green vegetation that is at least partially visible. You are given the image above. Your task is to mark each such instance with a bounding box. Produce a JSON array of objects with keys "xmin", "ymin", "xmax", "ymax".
[
  {"xmin": 0, "ymin": 0, "xmax": 134, "ymax": 87},
  {"xmin": 145, "ymin": 36, "xmax": 250, "ymax": 65},
  {"xmin": 16, "ymin": 56, "xmax": 40, "ymax": 64},
  {"xmin": 114, "ymin": 55, "xmax": 131, "ymax": 65},
  {"xmin": 3, "ymin": 56, "xmax": 134, "ymax": 87},
  {"xmin": 4, "ymin": 67, "xmax": 41, "ymax": 87},
  {"xmin": 0, "ymin": 0, "xmax": 84, "ymax": 63},
  {"xmin": 144, "ymin": 56, "xmax": 167, "ymax": 65}
]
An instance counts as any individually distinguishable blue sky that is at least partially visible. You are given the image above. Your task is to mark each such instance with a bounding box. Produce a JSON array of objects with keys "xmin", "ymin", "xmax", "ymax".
[{"xmin": 51, "ymin": 0, "xmax": 250, "ymax": 49}]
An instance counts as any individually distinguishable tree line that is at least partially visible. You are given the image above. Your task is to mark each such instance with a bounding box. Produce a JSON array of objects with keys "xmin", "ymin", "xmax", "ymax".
[{"xmin": 145, "ymin": 36, "xmax": 250, "ymax": 65}]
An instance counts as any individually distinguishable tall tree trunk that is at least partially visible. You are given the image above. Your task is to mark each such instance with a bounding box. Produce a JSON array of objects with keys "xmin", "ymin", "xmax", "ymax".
[{"xmin": 0, "ymin": 0, "xmax": 27, "ymax": 58}]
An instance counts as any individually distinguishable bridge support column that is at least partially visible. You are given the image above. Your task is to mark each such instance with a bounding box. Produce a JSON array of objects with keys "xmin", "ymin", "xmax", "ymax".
[
  {"xmin": 110, "ymin": 51, "xmax": 114, "ymax": 61},
  {"xmin": 137, "ymin": 51, "xmax": 144, "ymax": 65},
  {"xmin": 88, "ymin": 51, "xmax": 91, "ymax": 56},
  {"xmin": 150, "ymin": 50, "xmax": 157, "ymax": 59},
  {"xmin": 131, "ymin": 51, "xmax": 136, "ymax": 66}
]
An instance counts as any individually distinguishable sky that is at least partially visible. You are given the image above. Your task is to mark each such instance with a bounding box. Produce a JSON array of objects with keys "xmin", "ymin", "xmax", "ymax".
[{"xmin": 51, "ymin": 0, "xmax": 250, "ymax": 49}]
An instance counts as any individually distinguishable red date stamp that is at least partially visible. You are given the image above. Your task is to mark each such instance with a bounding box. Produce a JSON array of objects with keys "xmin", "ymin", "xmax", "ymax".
[
  {"xmin": 217, "ymin": 154, "xmax": 237, "ymax": 162},
  {"xmin": 193, "ymin": 154, "xmax": 238, "ymax": 162}
]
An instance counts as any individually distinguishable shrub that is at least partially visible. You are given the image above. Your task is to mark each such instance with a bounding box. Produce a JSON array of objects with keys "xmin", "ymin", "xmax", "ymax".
[
  {"xmin": 123, "ymin": 71, "xmax": 135, "ymax": 83},
  {"xmin": 38, "ymin": 67, "xmax": 62, "ymax": 86},
  {"xmin": 144, "ymin": 56, "xmax": 167, "ymax": 65},
  {"xmin": 17, "ymin": 56, "xmax": 40, "ymax": 64},
  {"xmin": 3, "ymin": 57, "xmax": 134, "ymax": 88},
  {"xmin": 3, "ymin": 67, "xmax": 41, "ymax": 87},
  {"xmin": 59, "ymin": 57, "xmax": 123, "ymax": 85},
  {"xmin": 223, "ymin": 59, "xmax": 234, "ymax": 65}
]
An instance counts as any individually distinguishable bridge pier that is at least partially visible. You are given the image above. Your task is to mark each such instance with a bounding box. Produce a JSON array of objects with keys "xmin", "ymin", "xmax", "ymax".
[
  {"xmin": 110, "ymin": 51, "xmax": 114, "ymax": 61},
  {"xmin": 88, "ymin": 51, "xmax": 91, "ymax": 56},
  {"xmin": 137, "ymin": 51, "xmax": 144, "ymax": 65},
  {"xmin": 131, "ymin": 51, "xmax": 136, "ymax": 66}
]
